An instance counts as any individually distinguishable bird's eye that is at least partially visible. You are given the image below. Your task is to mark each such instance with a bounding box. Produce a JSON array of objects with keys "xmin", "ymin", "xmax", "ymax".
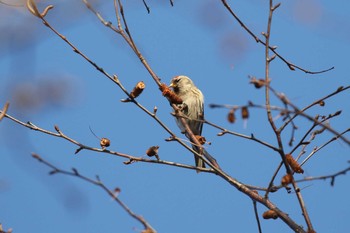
[{"xmin": 174, "ymin": 77, "xmax": 181, "ymax": 83}]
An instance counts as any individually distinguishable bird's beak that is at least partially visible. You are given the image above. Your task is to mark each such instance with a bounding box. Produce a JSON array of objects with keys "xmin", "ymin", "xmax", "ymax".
[{"xmin": 169, "ymin": 82, "xmax": 175, "ymax": 88}]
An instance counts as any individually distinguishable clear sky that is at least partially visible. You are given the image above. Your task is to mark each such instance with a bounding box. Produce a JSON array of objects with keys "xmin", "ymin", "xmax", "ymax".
[{"xmin": 0, "ymin": 1, "xmax": 349, "ymax": 233}]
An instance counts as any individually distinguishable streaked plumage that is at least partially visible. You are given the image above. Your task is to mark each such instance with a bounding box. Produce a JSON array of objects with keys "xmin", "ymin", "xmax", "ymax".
[{"xmin": 170, "ymin": 75, "xmax": 206, "ymax": 169}]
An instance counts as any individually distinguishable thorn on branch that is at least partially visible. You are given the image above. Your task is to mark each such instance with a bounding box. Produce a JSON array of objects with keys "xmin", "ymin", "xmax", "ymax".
[
  {"xmin": 114, "ymin": 187, "xmax": 121, "ymax": 196},
  {"xmin": 268, "ymin": 54, "xmax": 277, "ymax": 62},
  {"xmin": 104, "ymin": 21, "xmax": 112, "ymax": 27},
  {"xmin": 332, "ymin": 110, "xmax": 342, "ymax": 117},
  {"xmin": 113, "ymin": 75, "xmax": 119, "ymax": 82},
  {"xmin": 75, "ymin": 146, "xmax": 84, "ymax": 154},
  {"xmin": 288, "ymin": 64, "xmax": 296, "ymax": 71},
  {"xmin": 153, "ymin": 106, "xmax": 158, "ymax": 115},
  {"xmin": 54, "ymin": 125, "xmax": 61, "ymax": 134},
  {"xmin": 272, "ymin": 2, "xmax": 281, "ymax": 11},
  {"xmin": 208, "ymin": 104, "xmax": 222, "ymax": 109},
  {"xmin": 123, "ymin": 158, "xmax": 136, "ymax": 165},
  {"xmin": 165, "ymin": 136, "xmax": 176, "ymax": 141},
  {"xmin": 72, "ymin": 168, "xmax": 79, "ymax": 175},
  {"xmin": 142, "ymin": 0, "xmax": 150, "ymax": 14},
  {"xmin": 120, "ymin": 98, "xmax": 132, "ymax": 103},
  {"xmin": 49, "ymin": 169, "xmax": 58, "ymax": 175},
  {"xmin": 269, "ymin": 186, "xmax": 278, "ymax": 193},
  {"xmin": 337, "ymin": 86, "xmax": 344, "ymax": 92},
  {"xmin": 217, "ymin": 131, "xmax": 227, "ymax": 136},
  {"xmin": 31, "ymin": 153, "xmax": 42, "ymax": 161}
]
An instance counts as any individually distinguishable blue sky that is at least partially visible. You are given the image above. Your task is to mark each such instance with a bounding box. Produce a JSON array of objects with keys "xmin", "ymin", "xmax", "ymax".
[{"xmin": 0, "ymin": 1, "xmax": 349, "ymax": 232}]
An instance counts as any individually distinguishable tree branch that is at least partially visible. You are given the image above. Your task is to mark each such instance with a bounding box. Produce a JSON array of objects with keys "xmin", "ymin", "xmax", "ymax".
[{"xmin": 31, "ymin": 153, "xmax": 157, "ymax": 233}]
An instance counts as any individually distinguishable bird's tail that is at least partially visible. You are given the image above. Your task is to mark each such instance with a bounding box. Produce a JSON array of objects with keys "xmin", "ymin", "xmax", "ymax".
[{"xmin": 192, "ymin": 145, "xmax": 220, "ymax": 172}]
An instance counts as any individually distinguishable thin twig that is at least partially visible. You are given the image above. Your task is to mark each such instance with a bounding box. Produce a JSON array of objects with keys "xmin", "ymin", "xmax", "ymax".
[
  {"xmin": 221, "ymin": 0, "xmax": 334, "ymax": 74},
  {"xmin": 279, "ymin": 85, "xmax": 350, "ymax": 144},
  {"xmin": 295, "ymin": 164, "xmax": 350, "ymax": 186},
  {"xmin": 300, "ymin": 128, "xmax": 350, "ymax": 167},
  {"xmin": 264, "ymin": 2, "xmax": 314, "ymax": 231},
  {"xmin": 252, "ymin": 199, "xmax": 263, "ymax": 233},
  {"xmin": 204, "ymin": 119, "xmax": 279, "ymax": 152},
  {"xmin": 114, "ymin": 0, "xmax": 161, "ymax": 86},
  {"xmin": 26, "ymin": 0, "xmax": 213, "ymax": 173},
  {"xmin": 264, "ymin": 0, "xmax": 291, "ymax": 179},
  {"xmin": 142, "ymin": 0, "xmax": 150, "ymax": 13},
  {"xmin": 31, "ymin": 153, "xmax": 157, "ymax": 233},
  {"xmin": 21, "ymin": 2, "xmax": 313, "ymax": 231},
  {"xmin": 293, "ymin": 113, "xmax": 340, "ymax": 161},
  {"xmin": 0, "ymin": 102, "xmax": 9, "ymax": 122},
  {"xmin": 0, "ymin": 110, "xmax": 215, "ymax": 173}
]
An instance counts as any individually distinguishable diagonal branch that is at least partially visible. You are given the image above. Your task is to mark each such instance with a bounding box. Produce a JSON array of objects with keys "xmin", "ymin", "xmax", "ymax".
[
  {"xmin": 221, "ymin": 0, "xmax": 334, "ymax": 74},
  {"xmin": 32, "ymin": 153, "xmax": 157, "ymax": 233}
]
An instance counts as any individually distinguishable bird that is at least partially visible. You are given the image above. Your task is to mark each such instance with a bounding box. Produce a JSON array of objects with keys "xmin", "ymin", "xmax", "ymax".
[{"xmin": 170, "ymin": 75, "xmax": 218, "ymax": 171}]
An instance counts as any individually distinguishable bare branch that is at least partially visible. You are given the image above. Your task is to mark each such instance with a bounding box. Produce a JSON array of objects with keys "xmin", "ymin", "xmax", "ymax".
[
  {"xmin": 295, "ymin": 164, "xmax": 350, "ymax": 186},
  {"xmin": 220, "ymin": 0, "xmax": 334, "ymax": 74},
  {"xmin": 142, "ymin": 0, "xmax": 150, "ymax": 14},
  {"xmin": 252, "ymin": 199, "xmax": 263, "ymax": 233},
  {"xmin": 300, "ymin": 128, "xmax": 350, "ymax": 167},
  {"xmin": 0, "ymin": 102, "xmax": 9, "ymax": 122},
  {"xmin": 32, "ymin": 153, "xmax": 157, "ymax": 233}
]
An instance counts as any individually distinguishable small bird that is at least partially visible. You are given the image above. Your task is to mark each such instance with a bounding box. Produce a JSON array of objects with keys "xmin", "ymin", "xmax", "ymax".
[{"xmin": 170, "ymin": 75, "xmax": 218, "ymax": 171}]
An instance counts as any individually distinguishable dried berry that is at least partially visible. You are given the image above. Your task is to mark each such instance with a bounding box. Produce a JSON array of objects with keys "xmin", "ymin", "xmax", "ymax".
[
  {"xmin": 227, "ymin": 109, "xmax": 236, "ymax": 123},
  {"xmin": 100, "ymin": 138, "xmax": 110, "ymax": 148},
  {"xmin": 241, "ymin": 106, "xmax": 249, "ymax": 119},
  {"xmin": 285, "ymin": 154, "xmax": 304, "ymax": 174},
  {"xmin": 262, "ymin": 210, "xmax": 278, "ymax": 220},
  {"xmin": 281, "ymin": 174, "xmax": 293, "ymax": 186}
]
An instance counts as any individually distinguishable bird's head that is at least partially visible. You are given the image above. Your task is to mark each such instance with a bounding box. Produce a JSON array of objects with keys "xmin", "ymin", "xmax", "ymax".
[{"xmin": 170, "ymin": 75, "xmax": 194, "ymax": 95}]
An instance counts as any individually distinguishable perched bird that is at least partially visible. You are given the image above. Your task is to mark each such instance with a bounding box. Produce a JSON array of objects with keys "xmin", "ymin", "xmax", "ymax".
[{"xmin": 170, "ymin": 75, "xmax": 218, "ymax": 171}]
